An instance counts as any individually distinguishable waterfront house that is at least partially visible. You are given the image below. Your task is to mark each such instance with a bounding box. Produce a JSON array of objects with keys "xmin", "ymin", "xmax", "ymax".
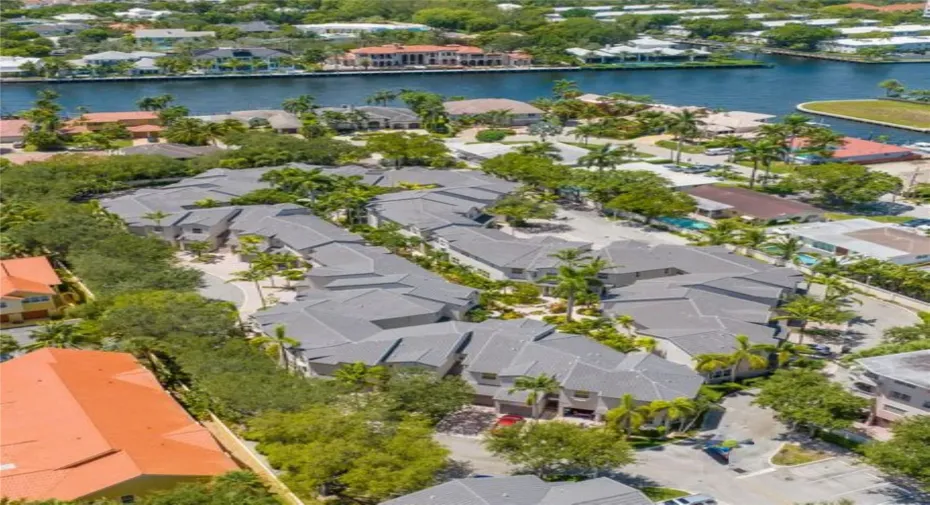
[
  {"xmin": 0, "ymin": 349, "xmax": 238, "ymax": 502},
  {"xmin": 315, "ymin": 105, "xmax": 420, "ymax": 130},
  {"xmin": 448, "ymin": 140, "xmax": 590, "ymax": 165},
  {"xmin": 774, "ymin": 219, "xmax": 930, "ymax": 265},
  {"xmin": 193, "ymin": 109, "xmax": 301, "ymax": 133},
  {"xmin": 442, "ymin": 98, "xmax": 543, "ymax": 125},
  {"xmin": 699, "ymin": 110, "xmax": 775, "ymax": 135},
  {"xmin": 0, "ymin": 56, "xmax": 42, "ymax": 75},
  {"xmin": 791, "ymin": 136, "xmax": 921, "ymax": 165},
  {"xmin": 850, "ymin": 350, "xmax": 930, "ymax": 428},
  {"xmin": 379, "ymin": 476, "xmax": 653, "ymax": 505},
  {"xmin": 820, "ymin": 35, "xmax": 930, "ymax": 54},
  {"xmin": 337, "ymin": 44, "xmax": 531, "ymax": 68},
  {"xmin": 78, "ymin": 50, "xmax": 166, "ymax": 66},
  {"xmin": 191, "ymin": 47, "xmax": 293, "ymax": 72},
  {"xmin": 685, "ymin": 185, "xmax": 826, "ymax": 225},
  {"xmin": 567, "ymin": 39, "xmax": 711, "ymax": 64},
  {"xmin": 0, "ymin": 256, "xmax": 64, "ymax": 325},
  {"xmin": 133, "ymin": 28, "xmax": 216, "ymax": 49},
  {"xmin": 63, "ymin": 111, "xmax": 162, "ymax": 139}
]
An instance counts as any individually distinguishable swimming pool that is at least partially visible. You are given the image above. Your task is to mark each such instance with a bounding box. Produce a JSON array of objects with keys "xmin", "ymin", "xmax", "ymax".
[
  {"xmin": 796, "ymin": 253, "xmax": 820, "ymax": 266},
  {"xmin": 659, "ymin": 217, "xmax": 712, "ymax": 230}
]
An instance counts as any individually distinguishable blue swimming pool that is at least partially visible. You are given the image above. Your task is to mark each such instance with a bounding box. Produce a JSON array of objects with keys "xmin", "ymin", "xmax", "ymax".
[
  {"xmin": 796, "ymin": 253, "xmax": 820, "ymax": 266},
  {"xmin": 659, "ymin": 217, "xmax": 712, "ymax": 230}
]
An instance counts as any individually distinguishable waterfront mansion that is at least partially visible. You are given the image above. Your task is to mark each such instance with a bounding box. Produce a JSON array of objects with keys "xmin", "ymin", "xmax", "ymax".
[{"xmin": 333, "ymin": 44, "xmax": 532, "ymax": 68}]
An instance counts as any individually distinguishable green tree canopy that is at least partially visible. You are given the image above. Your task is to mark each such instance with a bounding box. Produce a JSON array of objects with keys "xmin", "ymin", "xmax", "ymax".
[
  {"xmin": 781, "ymin": 163, "xmax": 902, "ymax": 206},
  {"xmin": 865, "ymin": 416, "xmax": 930, "ymax": 488},
  {"xmin": 754, "ymin": 369, "xmax": 869, "ymax": 432}
]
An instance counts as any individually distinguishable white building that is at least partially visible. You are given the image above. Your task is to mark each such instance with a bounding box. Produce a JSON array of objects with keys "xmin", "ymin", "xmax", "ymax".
[
  {"xmin": 820, "ymin": 36, "xmax": 930, "ymax": 54},
  {"xmin": 774, "ymin": 219, "xmax": 930, "ymax": 265},
  {"xmin": 0, "ymin": 56, "xmax": 42, "ymax": 75},
  {"xmin": 760, "ymin": 18, "xmax": 879, "ymax": 28},
  {"xmin": 115, "ymin": 8, "xmax": 173, "ymax": 20},
  {"xmin": 295, "ymin": 22, "xmax": 429, "ymax": 39},
  {"xmin": 448, "ymin": 141, "xmax": 591, "ymax": 166},
  {"xmin": 851, "ymin": 350, "xmax": 930, "ymax": 428},
  {"xmin": 52, "ymin": 13, "xmax": 97, "ymax": 21},
  {"xmin": 838, "ymin": 24, "xmax": 930, "ymax": 36},
  {"xmin": 133, "ymin": 29, "xmax": 216, "ymax": 49}
]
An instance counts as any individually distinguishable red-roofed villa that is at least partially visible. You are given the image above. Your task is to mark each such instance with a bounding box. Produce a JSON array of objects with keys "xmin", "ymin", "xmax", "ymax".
[
  {"xmin": 1, "ymin": 256, "xmax": 64, "ymax": 325},
  {"xmin": 336, "ymin": 44, "xmax": 531, "ymax": 68},
  {"xmin": 792, "ymin": 136, "xmax": 921, "ymax": 165}
]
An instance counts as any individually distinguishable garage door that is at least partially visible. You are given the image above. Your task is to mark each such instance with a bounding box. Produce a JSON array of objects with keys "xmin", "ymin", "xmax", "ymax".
[
  {"xmin": 498, "ymin": 403, "xmax": 533, "ymax": 417},
  {"xmin": 22, "ymin": 310, "xmax": 48, "ymax": 320},
  {"xmin": 473, "ymin": 394, "xmax": 495, "ymax": 406}
]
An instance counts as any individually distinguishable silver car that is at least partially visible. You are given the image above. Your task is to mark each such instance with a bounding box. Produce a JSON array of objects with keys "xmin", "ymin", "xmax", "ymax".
[{"xmin": 658, "ymin": 495, "xmax": 717, "ymax": 505}]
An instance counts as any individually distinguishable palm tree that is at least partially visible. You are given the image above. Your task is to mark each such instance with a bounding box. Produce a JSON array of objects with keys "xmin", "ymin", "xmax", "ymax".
[
  {"xmin": 508, "ymin": 373, "xmax": 561, "ymax": 420},
  {"xmin": 228, "ymin": 266, "xmax": 269, "ymax": 309},
  {"xmin": 665, "ymin": 110, "xmax": 703, "ymax": 164},
  {"xmin": 544, "ymin": 250, "xmax": 591, "ymax": 322},
  {"xmin": 726, "ymin": 334, "xmax": 770, "ymax": 383},
  {"xmin": 773, "ymin": 295, "xmax": 837, "ymax": 344},
  {"xmin": 334, "ymin": 361, "xmax": 388, "ymax": 391},
  {"xmin": 878, "ymin": 79, "xmax": 904, "ymax": 97},
  {"xmin": 736, "ymin": 227, "xmax": 768, "ymax": 254},
  {"xmin": 142, "ymin": 210, "xmax": 170, "ymax": 229},
  {"xmin": 136, "ymin": 94, "xmax": 174, "ymax": 111},
  {"xmin": 366, "ymin": 90, "xmax": 398, "ymax": 106},
  {"xmin": 634, "ymin": 336, "xmax": 657, "ymax": 353},
  {"xmin": 185, "ymin": 241, "xmax": 212, "ymax": 261},
  {"xmin": 715, "ymin": 135, "xmax": 745, "ymax": 162},
  {"xmin": 516, "ymin": 141, "xmax": 561, "ymax": 161},
  {"xmin": 647, "ymin": 397, "xmax": 697, "ymax": 433},
  {"xmin": 693, "ymin": 353, "xmax": 732, "ymax": 381},
  {"xmin": 579, "ymin": 143, "xmax": 624, "ymax": 173},
  {"xmin": 164, "ymin": 117, "xmax": 209, "ymax": 146},
  {"xmin": 736, "ymin": 138, "xmax": 785, "ymax": 189},
  {"xmin": 552, "ymin": 79, "xmax": 580, "ymax": 99},
  {"xmin": 768, "ymin": 341, "xmax": 813, "ymax": 368},
  {"xmin": 25, "ymin": 322, "xmax": 97, "ymax": 351},
  {"xmin": 250, "ymin": 325, "xmax": 299, "ymax": 373},
  {"xmin": 765, "ymin": 235, "xmax": 805, "ymax": 265},
  {"xmin": 281, "ymin": 94, "xmax": 317, "ymax": 115},
  {"xmin": 605, "ymin": 393, "xmax": 649, "ymax": 437},
  {"xmin": 616, "ymin": 314, "xmax": 637, "ymax": 334}
]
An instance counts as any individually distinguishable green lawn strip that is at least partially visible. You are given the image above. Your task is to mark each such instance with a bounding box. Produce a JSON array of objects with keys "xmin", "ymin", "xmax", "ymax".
[
  {"xmin": 802, "ymin": 100, "xmax": 930, "ymax": 129},
  {"xmin": 825, "ymin": 212, "xmax": 912, "ymax": 224},
  {"xmin": 771, "ymin": 443, "xmax": 830, "ymax": 466},
  {"xmin": 655, "ymin": 139, "xmax": 706, "ymax": 154},
  {"xmin": 640, "ymin": 487, "xmax": 690, "ymax": 501},
  {"xmin": 734, "ymin": 159, "xmax": 792, "ymax": 174}
]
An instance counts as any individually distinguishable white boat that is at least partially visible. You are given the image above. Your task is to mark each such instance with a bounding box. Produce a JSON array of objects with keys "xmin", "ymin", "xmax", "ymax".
[{"xmin": 904, "ymin": 141, "xmax": 930, "ymax": 154}]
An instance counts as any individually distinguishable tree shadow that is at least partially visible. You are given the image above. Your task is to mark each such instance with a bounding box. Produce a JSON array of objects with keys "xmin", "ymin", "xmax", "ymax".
[
  {"xmin": 607, "ymin": 472, "xmax": 663, "ymax": 489},
  {"xmin": 438, "ymin": 459, "xmax": 476, "ymax": 481},
  {"xmin": 518, "ymin": 222, "xmax": 573, "ymax": 234},
  {"xmin": 436, "ymin": 407, "xmax": 497, "ymax": 436}
]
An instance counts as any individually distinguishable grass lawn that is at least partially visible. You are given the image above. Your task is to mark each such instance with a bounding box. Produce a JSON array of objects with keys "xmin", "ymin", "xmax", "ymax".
[
  {"xmin": 802, "ymin": 100, "xmax": 930, "ymax": 129},
  {"xmin": 655, "ymin": 139, "xmax": 706, "ymax": 154},
  {"xmin": 735, "ymin": 160, "xmax": 792, "ymax": 174},
  {"xmin": 771, "ymin": 443, "xmax": 830, "ymax": 466},
  {"xmin": 640, "ymin": 487, "xmax": 690, "ymax": 501},
  {"xmin": 561, "ymin": 141, "xmax": 656, "ymax": 158},
  {"xmin": 824, "ymin": 212, "xmax": 913, "ymax": 224}
]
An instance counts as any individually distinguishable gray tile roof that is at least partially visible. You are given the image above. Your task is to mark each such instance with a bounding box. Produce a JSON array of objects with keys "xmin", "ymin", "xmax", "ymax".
[
  {"xmin": 379, "ymin": 476, "xmax": 651, "ymax": 505},
  {"xmin": 435, "ymin": 226, "xmax": 591, "ymax": 271},
  {"xmin": 231, "ymin": 204, "xmax": 363, "ymax": 253},
  {"xmin": 119, "ymin": 143, "xmax": 220, "ymax": 159},
  {"xmin": 317, "ymin": 106, "xmax": 419, "ymax": 123}
]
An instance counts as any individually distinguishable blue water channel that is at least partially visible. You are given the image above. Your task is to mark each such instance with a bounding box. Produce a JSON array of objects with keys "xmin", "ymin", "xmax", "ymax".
[{"xmin": 2, "ymin": 54, "xmax": 928, "ymax": 142}]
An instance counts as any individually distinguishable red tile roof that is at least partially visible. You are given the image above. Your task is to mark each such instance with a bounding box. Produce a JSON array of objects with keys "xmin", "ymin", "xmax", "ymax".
[
  {"xmin": 0, "ymin": 119, "xmax": 30, "ymax": 138},
  {"xmin": 792, "ymin": 136, "xmax": 914, "ymax": 160},
  {"xmin": 686, "ymin": 185, "xmax": 825, "ymax": 220},
  {"xmin": 126, "ymin": 124, "xmax": 164, "ymax": 132},
  {"xmin": 0, "ymin": 256, "xmax": 61, "ymax": 298},
  {"xmin": 0, "ymin": 349, "xmax": 237, "ymax": 501}
]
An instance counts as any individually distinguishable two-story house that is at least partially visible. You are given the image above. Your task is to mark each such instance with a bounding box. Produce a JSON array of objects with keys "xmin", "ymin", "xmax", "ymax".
[
  {"xmin": 852, "ymin": 350, "xmax": 930, "ymax": 427},
  {"xmin": 63, "ymin": 111, "xmax": 162, "ymax": 139},
  {"xmin": 191, "ymin": 47, "xmax": 293, "ymax": 72},
  {"xmin": 1, "ymin": 256, "xmax": 65, "ymax": 325}
]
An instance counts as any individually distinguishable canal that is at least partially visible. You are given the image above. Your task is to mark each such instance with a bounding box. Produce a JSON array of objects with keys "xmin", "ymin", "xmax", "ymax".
[{"xmin": 2, "ymin": 54, "xmax": 928, "ymax": 142}]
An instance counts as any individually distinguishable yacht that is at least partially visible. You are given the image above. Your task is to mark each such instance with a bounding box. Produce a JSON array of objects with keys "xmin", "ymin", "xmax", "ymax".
[{"xmin": 904, "ymin": 141, "xmax": 930, "ymax": 154}]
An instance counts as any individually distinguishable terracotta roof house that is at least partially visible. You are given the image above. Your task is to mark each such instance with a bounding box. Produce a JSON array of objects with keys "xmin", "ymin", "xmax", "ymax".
[
  {"xmin": 64, "ymin": 111, "xmax": 162, "ymax": 139},
  {"xmin": 840, "ymin": 2, "xmax": 925, "ymax": 11},
  {"xmin": 0, "ymin": 348, "xmax": 238, "ymax": 502},
  {"xmin": 686, "ymin": 185, "xmax": 826, "ymax": 224},
  {"xmin": 792, "ymin": 136, "xmax": 921, "ymax": 165},
  {"xmin": 339, "ymin": 44, "xmax": 531, "ymax": 68},
  {"xmin": 0, "ymin": 256, "xmax": 64, "ymax": 325},
  {"xmin": 0, "ymin": 119, "xmax": 30, "ymax": 143}
]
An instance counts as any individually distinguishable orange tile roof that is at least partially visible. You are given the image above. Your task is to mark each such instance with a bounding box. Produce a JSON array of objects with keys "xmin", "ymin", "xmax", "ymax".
[
  {"xmin": 351, "ymin": 44, "xmax": 486, "ymax": 55},
  {"xmin": 840, "ymin": 2, "xmax": 924, "ymax": 10},
  {"xmin": 126, "ymin": 124, "xmax": 164, "ymax": 132},
  {"xmin": 0, "ymin": 349, "xmax": 238, "ymax": 501},
  {"xmin": 0, "ymin": 257, "xmax": 61, "ymax": 298},
  {"xmin": 76, "ymin": 111, "xmax": 160, "ymax": 123}
]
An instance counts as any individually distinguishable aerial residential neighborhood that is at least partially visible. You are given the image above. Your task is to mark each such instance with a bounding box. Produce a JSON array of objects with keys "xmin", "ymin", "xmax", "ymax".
[{"xmin": 1, "ymin": 1, "xmax": 930, "ymax": 505}]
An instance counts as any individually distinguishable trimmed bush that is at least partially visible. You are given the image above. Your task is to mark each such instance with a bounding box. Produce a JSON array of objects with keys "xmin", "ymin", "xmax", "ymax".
[{"xmin": 476, "ymin": 129, "xmax": 512, "ymax": 142}]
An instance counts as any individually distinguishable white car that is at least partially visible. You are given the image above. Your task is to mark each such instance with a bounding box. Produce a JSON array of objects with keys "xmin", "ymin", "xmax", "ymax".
[
  {"xmin": 705, "ymin": 147, "xmax": 733, "ymax": 156},
  {"xmin": 658, "ymin": 495, "xmax": 718, "ymax": 505}
]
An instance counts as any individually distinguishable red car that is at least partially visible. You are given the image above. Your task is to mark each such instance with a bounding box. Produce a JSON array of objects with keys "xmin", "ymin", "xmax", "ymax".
[{"xmin": 492, "ymin": 414, "xmax": 525, "ymax": 430}]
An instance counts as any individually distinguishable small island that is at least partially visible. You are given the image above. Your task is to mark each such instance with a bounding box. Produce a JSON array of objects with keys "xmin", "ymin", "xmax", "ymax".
[{"xmin": 797, "ymin": 81, "xmax": 930, "ymax": 132}]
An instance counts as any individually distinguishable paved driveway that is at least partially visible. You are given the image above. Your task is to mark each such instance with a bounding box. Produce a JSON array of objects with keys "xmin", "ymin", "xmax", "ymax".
[{"xmin": 509, "ymin": 207, "xmax": 689, "ymax": 248}]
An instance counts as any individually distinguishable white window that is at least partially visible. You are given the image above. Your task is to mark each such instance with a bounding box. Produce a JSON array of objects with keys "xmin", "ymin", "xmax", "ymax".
[
  {"xmin": 889, "ymin": 391, "xmax": 912, "ymax": 402},
  {"xmin": 480, "ymin": 372, "xmax": 497, "ymax": 380},
  {"xmin": 573, "ymin": 390, "xmax": 591, "ymax": 399},
  {"xmin": 883, "ymin": 404, "xmax": 907, "ymax": 415}
]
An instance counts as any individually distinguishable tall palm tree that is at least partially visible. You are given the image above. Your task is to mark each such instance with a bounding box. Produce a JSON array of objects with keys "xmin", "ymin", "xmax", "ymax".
[
  {"xmin": 572, "ymin": 124, "xmax": 601, "ymax": 145},
  {"xmin": 579, "ymin": 143, "xmax": 624, "ymax": 173},
  {"xmin": 726, "ymin": 334, "xmax": 770, "ymax": 383},
  {"xmin": 142, "ymin": 210, "xmax": 170, "ymax": 229},
  {"xmin": 281, "ymin": 94, "xmax": 317, "ymax": 115},
  {"xmin": 250, "ymin": 324, "xmax": 299, "ymax": 373},
  {"xmin": 736, "ymin": 227, "xmax": 768, "ymax": 254},
  {"xmin": 509, "ymin": 374, "xmax": 561, "ymax": 420},
  {"xmin": 615, "ymin": 314, "xmax": 637, "ymax": 334},
  {"xmin": 516, "ymin": 141, "xmax": 561, "ymax": 161},
  {"xmin": 164, "ymin": 117, "xmax": 209, "ymax": 146},
  {"xmin": 736, "ymin": 138, "xmax": 785, "ymax": 189},
  {"xmin": 333, "ymin": 361, "xmax": 388, "ymax": 391},
  {"xmin": 366, "ymin": 90, "xmax": 398, "ymax": 106},
  {"xmin": 25, "ymin": 322, "xmax": 97, "ymax": 351},
  {"xmin": 552, "ymin": 79, "xmax": 580, "ymax": 99},
  {"xmin": 765, "ymin": 235, "xmax": 805, "ymax": 265},
  {"xmin": 767, "ymin": 341, "xmax": 813, "ymax": 368},
  {"xmin": 605, "ymin": 393, "xmax": 649, "ymax": 437},
  {"xmin": 647, "ymin": 397, "xmax": 697, "ymax": 433},
  {"xmin": 773, "ymin": 295, "xmax": 838, "ymax": 345},
  {"xmin": 228, "ymin": 266, "xmax": 269, "ymax": 309},
  {"xmin": 693, "ymin": 353, "xmax": 732, "ymax": 381},
  {"xmin": 544, "ymin": 250, "xmax": 592, "ymax": 322},
  {"xmin": 665, "ymin": 110, "xmax": 703, "ymax": 164}
]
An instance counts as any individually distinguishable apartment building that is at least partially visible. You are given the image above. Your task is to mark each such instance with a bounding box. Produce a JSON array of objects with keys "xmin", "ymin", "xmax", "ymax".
[{"xmin": 852, "ymin": 350, "xmax": 930, "ymax": 427}]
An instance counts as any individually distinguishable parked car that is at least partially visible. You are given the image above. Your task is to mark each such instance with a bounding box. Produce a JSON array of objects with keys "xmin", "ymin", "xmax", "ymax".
[
  {"xmin": 658, "ymin": 495, "xmax": 718, "ymax": 505},
  {"xmin": 492, "ymin": 414, "xmax": 525, "ymax": 430},
  {"xmin": 902, "ymin": 218, "xmax": 930, "ymax": 229},
  {"xmin": 705, "ymin": 147, "xmax": 733, "ymax": 156},
  {"xmin": 679, "ymin": 165, "xmax": 714, "ymax": 174},
  {"xmin": 808, "ymin": 343, "xmax": 833, "ymax": 357}
]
